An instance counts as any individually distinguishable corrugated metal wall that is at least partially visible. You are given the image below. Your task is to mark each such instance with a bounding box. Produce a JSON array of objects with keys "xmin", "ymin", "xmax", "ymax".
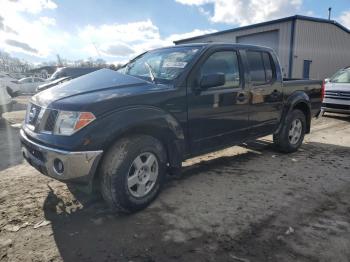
[
  {"xmin": 293, "ymin": 20, "xmax": 350, "ymax": 79},
  {"xmin": 178, "ymin": 21, "xmax": 293, "ymax": 77},
  {"xmin": 177, "ymin": 18, "xmax": 350, "ymax": 80}
]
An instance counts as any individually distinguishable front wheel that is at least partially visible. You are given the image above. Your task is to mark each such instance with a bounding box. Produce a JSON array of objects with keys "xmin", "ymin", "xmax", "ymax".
[
  {"xmin": 273, "ymin": 109, "xmax": 306, "ymax": 153},
  {"xmin": 100, "ymin": 135, "xmax": 166, "ymax": 213}
]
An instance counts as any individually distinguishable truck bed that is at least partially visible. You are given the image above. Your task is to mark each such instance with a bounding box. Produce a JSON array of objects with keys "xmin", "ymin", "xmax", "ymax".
[{"xmin": 283, "ymin": 79, "xmax": 323, "ymax": 117}]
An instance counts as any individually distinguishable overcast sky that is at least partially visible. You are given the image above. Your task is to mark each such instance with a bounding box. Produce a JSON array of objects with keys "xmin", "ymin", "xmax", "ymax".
[{"xmin": 0, "ymin": 0, "xmax": 349, "ymax": 64}]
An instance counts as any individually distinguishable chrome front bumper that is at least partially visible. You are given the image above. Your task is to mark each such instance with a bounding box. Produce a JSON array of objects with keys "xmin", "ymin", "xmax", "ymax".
[{"xmin": 20, "ymin": 129, "xmax": 103, "ymax": 183}]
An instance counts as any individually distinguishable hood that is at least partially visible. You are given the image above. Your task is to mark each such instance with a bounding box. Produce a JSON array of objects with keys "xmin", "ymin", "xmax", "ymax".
[
  {"xmin": 31, "ymin": 68, "xmax": 156, "ymax": 109},
  {"xmin": 325, "ymin": 82, "xmax": 350, "ymax": 92}
]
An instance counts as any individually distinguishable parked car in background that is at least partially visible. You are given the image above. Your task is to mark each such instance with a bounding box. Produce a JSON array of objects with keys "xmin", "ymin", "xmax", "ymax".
[
  {"xmin": 322, "ymin": 66, "xmax": 350, "ymax": 115},
  {"xmin": 36, "ymin": 67, "xmax": 100, "ymax": 92},
  {"xmin": 21, "ymin": 43, "xmax": 323, "ymax": 212},
  {"xmin": 13, "ymin": 77, "xmax": 46, "ymax": 95}
]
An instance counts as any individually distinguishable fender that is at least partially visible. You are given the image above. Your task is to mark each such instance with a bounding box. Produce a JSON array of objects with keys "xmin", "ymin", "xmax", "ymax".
[
  {"xmin": 276, "ymin": 91, "xmax": 312, "ymax": 134},
  {"xmin": 90, "ymin": 105, "xmax": 185, "ymax": 169},
  {"xmin": 64, "ymin": 105, "xmax": 186, "ymax": 193}
]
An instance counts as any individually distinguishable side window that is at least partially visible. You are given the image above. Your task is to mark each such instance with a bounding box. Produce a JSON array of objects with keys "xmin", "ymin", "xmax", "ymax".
[
  {"xmin": 247, "ymin": 51, "xmax": 274, "ymax": 85},
  {"xmin": 200, "ymin": 51, "xmax": 240, "ymax": 88}
]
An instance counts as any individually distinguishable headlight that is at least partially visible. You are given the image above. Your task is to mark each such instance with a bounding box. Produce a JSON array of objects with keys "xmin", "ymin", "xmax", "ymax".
[{"xmin": 54, "ymin": 111, "xmax": 96, "ymax": 136}]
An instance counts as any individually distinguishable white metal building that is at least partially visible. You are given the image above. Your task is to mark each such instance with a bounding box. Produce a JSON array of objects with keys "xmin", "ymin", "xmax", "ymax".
[{"xmin": 174, "ymin": 15, "xmax": 350, "ymax": 80}]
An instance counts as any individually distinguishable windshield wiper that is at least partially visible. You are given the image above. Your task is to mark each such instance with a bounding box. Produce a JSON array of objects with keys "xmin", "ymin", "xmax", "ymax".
[{"xmin": 144, "ymin": 62, "xmax": 156, "ymax": 83}]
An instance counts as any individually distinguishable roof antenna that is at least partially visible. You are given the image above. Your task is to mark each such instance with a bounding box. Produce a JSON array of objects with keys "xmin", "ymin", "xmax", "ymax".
[
  {"xmin": 328, "ymin": 7, "xmax": 332, "ymax": 20},
  {"xmin": 92, "ymin": 42, "xmax": 101, "ymax": 58}
]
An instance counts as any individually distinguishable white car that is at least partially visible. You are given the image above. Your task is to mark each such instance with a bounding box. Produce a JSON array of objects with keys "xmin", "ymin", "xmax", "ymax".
[
  {"xmin": 322, "ymin": 67, "xmax": 350, "ymax": 115},
  {"xmin": 15, "ymin": 77, "xmax": 46, "ymax": 95}
]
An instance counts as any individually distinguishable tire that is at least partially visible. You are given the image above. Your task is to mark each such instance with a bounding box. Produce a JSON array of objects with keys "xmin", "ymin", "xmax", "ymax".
[
  {"xmin": 273, "ymin": 109, "xmax": 306, "ymax": 153},
  {"xmin": 100, "ymin": 135, "xmax": 166, "ymax": 213}
]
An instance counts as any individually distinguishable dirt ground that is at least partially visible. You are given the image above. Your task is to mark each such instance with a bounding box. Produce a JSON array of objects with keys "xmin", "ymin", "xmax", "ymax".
[{"xmin": 0, "ymin": 102, "xmax": 350, "ymax": 261}]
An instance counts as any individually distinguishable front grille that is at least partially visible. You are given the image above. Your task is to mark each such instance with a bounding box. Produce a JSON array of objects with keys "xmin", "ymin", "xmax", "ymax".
[
  {"xmin": 44, "ymin": 110, "xmax": 58, "ymax": 132},
  {"xmin": 26, "ymin": 104, "xmax": 59, "ymax": 133},
  {"xmin": 325, "ymin": 90, "xmax": 350, "ymax": 100},
  {"xmin": 27, "ymin": 104, "xmax": 42, "ymax": 126},
  {"xmin": 22, "ymin": 140, "xmax": 45, "ymax": 162}
]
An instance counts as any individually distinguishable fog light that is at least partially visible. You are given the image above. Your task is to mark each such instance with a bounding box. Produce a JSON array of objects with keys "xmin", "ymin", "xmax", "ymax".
[{"xmin": 54, "ymin": 158, "xmax": 64, "ymax": 174}]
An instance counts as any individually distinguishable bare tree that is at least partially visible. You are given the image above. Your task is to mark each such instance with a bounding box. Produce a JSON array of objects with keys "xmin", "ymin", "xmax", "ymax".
[
  {"xmin": 0, "ymin": 50, "xmax": 122, "ymax": 74},
  {"xmin": 0, "ymin": 50, "xmax": 34, "ymax": 73}
]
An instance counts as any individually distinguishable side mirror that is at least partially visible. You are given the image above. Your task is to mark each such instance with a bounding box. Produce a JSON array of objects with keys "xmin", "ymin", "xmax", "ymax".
[
  {"xmin": 324, "ymin": 78, "xmax": 330, "ymax": 83},
  {"xmin": 200, "ymin": 73, "xmax": 225, "ymax": 89}
]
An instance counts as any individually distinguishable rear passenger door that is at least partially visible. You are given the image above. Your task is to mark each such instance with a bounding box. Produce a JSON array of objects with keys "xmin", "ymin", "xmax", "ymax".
[{"xmin": 245, "ymin": 50, "xmax": 283, "ymax": 136}]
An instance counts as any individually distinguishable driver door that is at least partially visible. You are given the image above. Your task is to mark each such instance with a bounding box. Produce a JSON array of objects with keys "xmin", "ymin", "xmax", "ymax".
[{"xmin": 187, "ymin": 47, "xmax": 250, "ymax": 154}]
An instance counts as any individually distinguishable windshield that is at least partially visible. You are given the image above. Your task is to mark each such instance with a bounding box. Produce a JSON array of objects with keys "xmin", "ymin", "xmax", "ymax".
[
  {"xmin": 49, "ymin": 68, "xmax": 65, "ymax": 81},
  {"xmin": 330, "ymin": 68, "xmax": 350, "ymax": 83},
  {"xmin": 118, "ymin": 47, "xmax": 200, "ymax": 82}
]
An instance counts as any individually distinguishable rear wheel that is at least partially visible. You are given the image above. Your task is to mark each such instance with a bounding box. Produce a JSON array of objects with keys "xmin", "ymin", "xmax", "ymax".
[
  {"xmin": 273, "ymin": 109, "xmax": 306, "ymax": 153},
  {"xmin": 100, "ymin": 135, "xmax": 166, "ymax": 213}
]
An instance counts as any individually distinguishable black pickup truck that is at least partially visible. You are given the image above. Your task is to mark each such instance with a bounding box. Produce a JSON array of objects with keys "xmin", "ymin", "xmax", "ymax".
[{"xmin": 20, "ymin": 43, "xmax": 323, "ymax": 212}]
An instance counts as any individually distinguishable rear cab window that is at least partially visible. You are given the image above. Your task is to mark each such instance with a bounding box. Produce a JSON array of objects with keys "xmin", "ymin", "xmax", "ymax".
[{"xmin": 246, "ymin": 50, "xmax": 275, "ymax": 86}]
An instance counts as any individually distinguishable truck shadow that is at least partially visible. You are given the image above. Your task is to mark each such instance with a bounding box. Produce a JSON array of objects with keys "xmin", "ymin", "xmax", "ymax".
[
  {"xmin": 43, "ymin": 144, "xmax": 263, "ymax": 261},
  {"xmin": 42, "ymin": 140, "xmax": 350, "ymax": 261}
]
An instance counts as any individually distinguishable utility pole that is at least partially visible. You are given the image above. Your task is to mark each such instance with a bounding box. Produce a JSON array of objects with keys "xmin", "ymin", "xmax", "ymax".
[{"xmin": 328, "ymin": 7, "xmax": 332, "ymax": 20}]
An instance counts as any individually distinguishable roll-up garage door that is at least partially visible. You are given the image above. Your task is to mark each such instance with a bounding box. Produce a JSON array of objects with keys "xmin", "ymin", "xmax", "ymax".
[{"xmin": 237, "ymin": 30, "xmax": 279, "ymax": 53}]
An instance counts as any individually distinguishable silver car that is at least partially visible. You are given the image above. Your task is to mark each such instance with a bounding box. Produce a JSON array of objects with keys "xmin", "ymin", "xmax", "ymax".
[{"xmin": 322, "ymin": 67, "xmax": 350, "ymax": 114}]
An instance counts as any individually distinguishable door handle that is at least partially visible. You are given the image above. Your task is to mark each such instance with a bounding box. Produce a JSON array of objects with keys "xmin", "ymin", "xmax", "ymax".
[{"xmin": 237, "ymin": 92, "xmax": 247, "ymax": 102}]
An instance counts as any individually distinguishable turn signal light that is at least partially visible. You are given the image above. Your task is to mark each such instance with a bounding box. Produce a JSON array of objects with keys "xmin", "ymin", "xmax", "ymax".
[{"xmin": 75, "ymin": 112, "xmax": 96, "ymax": 130}]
